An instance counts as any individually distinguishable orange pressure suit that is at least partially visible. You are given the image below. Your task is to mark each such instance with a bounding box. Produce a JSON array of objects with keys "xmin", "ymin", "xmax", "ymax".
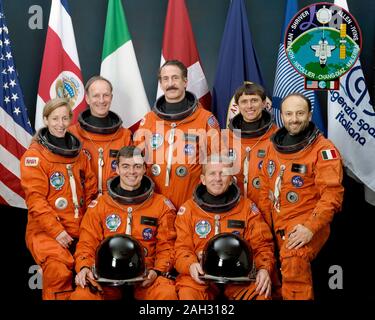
[
  {"xmin": 70, "ymin": 175, "xmax": 178, "ymax": 300},
  {"xmin": 227, "ymin": 110, "xmax": 277, "ymax": 205},
  {"xmin": 175, "ymin": 183, "xmax": 274, "ymax": 300},
  {"xmin": 134, "ymin": 91, "xmax": 220, "ymax": 209},
  {"xmin": 69, "ymin": 110, "xmax": 132, "ymax": 195},
  {"xmin": 20, "ymin": 128, "xmax": 97, "ymax": 300},
  {"xmin": 258, "ymin": 123, "xmax": 344, "ymax": 300}
]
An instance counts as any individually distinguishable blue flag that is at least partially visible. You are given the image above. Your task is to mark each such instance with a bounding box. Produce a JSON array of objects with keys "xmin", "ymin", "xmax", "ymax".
[
  {"xmin": 0, "ymin": 1, "xmax": 33, "ymax": 208},
  {"xmin": 212, "ymin": 0, "xmax": 265, "ymax": 128},
  {"xmin": 272, "ymin": 0, "xmax": 326, "ymax": 135}
]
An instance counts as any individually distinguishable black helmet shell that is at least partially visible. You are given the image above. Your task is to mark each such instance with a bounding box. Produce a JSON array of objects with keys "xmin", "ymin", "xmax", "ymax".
[
  {"xmin": 201, "ymin": 233, "xmax": 252, "ymax": 278},
  {"xmin": 95, "ymin": 234, "xmax": 145, "ymax": 280}
]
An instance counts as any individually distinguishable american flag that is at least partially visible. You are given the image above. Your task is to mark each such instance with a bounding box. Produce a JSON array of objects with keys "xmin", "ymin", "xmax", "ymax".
[{"xmin": 0, "ymin": 3, "xmax": 33, "ymax": 208}]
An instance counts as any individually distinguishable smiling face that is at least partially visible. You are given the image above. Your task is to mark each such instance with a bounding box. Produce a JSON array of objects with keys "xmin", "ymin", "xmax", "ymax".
[
  {"xmin": 43, "ymin": 105, "xmax": 71, "ymax": 138},
  {"xmin": 281, "ymin": 95, "xmax": 312, "ymax": 135},
  {"xmin": 237, "ymin": 93, "xmax": 265, "ymax": 123},
  {"xmin": 116, "ymin": 155, "xmax": 146, "ymax": 191},
  {"xmin": 85, "ymin": 79, "xmax": 113, "ymax": 118},
  {"xmin": 159, "ymin": 65, "xmax": 187, "ymax": 103},
  {"xmin": 201, "ymin": 162, "xmax": 232, "ymax": 196}
]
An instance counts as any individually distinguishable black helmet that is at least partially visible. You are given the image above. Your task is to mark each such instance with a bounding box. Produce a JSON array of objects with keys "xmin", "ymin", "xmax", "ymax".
[
  {"xmin": 94, "ymin": 234, "xmax": 146, "ymax": 281},
  {"xmin": 201, "ymin": 233, "xmax": 253, "ymax": 280}
]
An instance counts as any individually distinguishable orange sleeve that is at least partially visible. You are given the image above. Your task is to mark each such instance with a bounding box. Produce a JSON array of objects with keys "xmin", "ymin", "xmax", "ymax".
[
  {"xmin": 174, "ymin": 204, "xmax": 199, "ymax": 275},
  {"xmin": 205, "ymin": 113, "xmax": 221, "ymax": 156},
  {"xmin": 304, "ymin": 145, "xmax": 344, "ymax": 234},
  {"xmin": 153, "ymin": 198, "xmax": 177, "ymax": 273},
  {"xmin": 123, "ymin": 128, "xmax": 133, "ymax": 146},
  {"xmin": 245, "ymin": 201, "xmax": 275, "ymax": 274},
  {"xmin": 21, "ymin": 150, "xmax": 65, "ymax": 238},
  {"xmin": 74, "ymin": 204, "xmax": 105, "ymax": 273}
]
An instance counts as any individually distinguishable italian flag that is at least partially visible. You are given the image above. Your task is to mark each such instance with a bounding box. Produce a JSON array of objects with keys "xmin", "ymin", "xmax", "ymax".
[
  {"xmin": 100, "ymin": 0, "xmax": 150, "ymax": 129},
  {"xmin": 321, "ymin": 149, "xmax": 338, "ymax": 160}
]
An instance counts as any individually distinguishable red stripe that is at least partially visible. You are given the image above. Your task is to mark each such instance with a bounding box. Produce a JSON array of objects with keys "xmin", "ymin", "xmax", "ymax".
[
  {"xmin": 199, "ymin": 92, "xmax": 212, "ymax": 111},
  {"xmin": 0, "ymin": 163, "xmax": 25, "ymax": 198},
  {"xmin": 0, "ymin": 126, "xmax": 27, "ymax": 158},
  {"xmin": 0, "ymin": 195, "xmax": 8, "ymax": 206},
  {"xmin": 162, "ymin": 0, "xmax": 199, "ymax": 65},
  {"xmin": 38, "ymin": 28, "xmax": 82, "ymax": 101},
  {"xmin": 330, "ymin": 149, "xmax": 338, "ymax": 159},
  {"xmin": 37, "ymin": 27, "xmax": 86, "ymax": 125}
]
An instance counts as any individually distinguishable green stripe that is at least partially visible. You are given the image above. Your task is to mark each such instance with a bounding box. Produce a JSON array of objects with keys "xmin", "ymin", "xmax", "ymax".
[
  {"xmin": 102, "ymin": 0, "xmax": 131, "ymax": 61},
  {"xmin": 322, "ymin": 150, "xmax": 328, "ymax": 160}
]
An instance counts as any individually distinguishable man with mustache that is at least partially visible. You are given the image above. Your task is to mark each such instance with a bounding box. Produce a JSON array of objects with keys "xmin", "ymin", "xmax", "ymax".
[
  {"xmin": 258, "ymin": 93, "xmax": 344, "ymax": 300},
  {"xmin": 134, "ymin": 60, "xmax": 220, "ymax": 209}
]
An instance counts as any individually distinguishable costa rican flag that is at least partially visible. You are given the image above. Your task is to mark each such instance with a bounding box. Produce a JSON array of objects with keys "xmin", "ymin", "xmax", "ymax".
[{"xmin": 35, "ymin": 0, "xmax": 86, "ymax": 130}]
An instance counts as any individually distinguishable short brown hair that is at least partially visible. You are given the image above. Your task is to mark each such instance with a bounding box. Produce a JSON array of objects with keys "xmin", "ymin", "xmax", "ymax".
[
  {"xmin": 43, "ymin": 97, "xmax": 72, "ymax": 119},
  {"xmin": 234, "ymin": 82, "xmax": 266, "ymax": 104},
  {"xmin": 158, "ymin": 60, "xmax": 188, "ymax": 81},
  {"xmin": 85, "ymin": 75, "xmax": 113, "ymax": 94},
  {"xmin": 116, "ymin": 146, "xmax": 144, "ymax": 163}
]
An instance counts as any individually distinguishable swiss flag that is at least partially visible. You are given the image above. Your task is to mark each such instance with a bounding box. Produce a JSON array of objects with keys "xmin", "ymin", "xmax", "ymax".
[{"xmin": 157, "ymin": 0, "xmax": 211, "ymax": 110}]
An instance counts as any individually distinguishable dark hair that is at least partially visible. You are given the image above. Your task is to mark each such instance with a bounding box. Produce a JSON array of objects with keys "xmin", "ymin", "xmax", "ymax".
[
  {"xmin": 234, "ymin": 82, "xmax": 266, "ymax": 104},
  {"xmin": 280, "ymin": 93, "xmax": 312, "ymax": 112},
  {"xmin": 158, "ymin": 60, "xmax": 188, "ymax": 80},
  {"xmin": 116, "ymin": 146, "xmax": 144, "ymax": 163},
  {"xmin": 85, "ymin": 75, "xmax": 113, "ymax": 94}
]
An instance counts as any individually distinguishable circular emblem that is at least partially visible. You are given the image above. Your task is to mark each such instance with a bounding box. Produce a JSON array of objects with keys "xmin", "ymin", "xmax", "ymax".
[
  {"xmin": 111, "ymin": 160, "xmax": 118, "ymax": 171},
  {"xmin": 177, "ymin": 206, "xmax": 186, "ymax": 216},
  {"xmin": 318, "ymin": 80, "xmax": 327, "ymax": 89},
  {"xmin": 258, "ymin": 160, "xmax": 263, "ymax": 170},
  {"xmin": 316, "ymin": 6, "xmax": 332, "ymax": 24},
  {"xmin": 228, "ymin": 148, "xmax": 237, "ymax": 161},
  {"xmin": 252, "ymin": 177, "xmax": 260, "ymax": 189},
  {"xmin": 176, "ymin": 165, "xmax": 188, "ymax": 177},
  {"xmin": 151, "ymin": 164, "xmax": 161, "ymax": 176},
  {"xmin": 285, "ymin": 3, "xmax": 362, "ymax": 82},
  {"xmin": 195, "ymin": 220, "xmax": 211, "ymax": 238},
  {"xmin": 51, "ymin": 71, "xmax": 84, "ymax": 110},
  {"xmin": 142, "ymin": 228, "xmax": 153, "ymax": 241},
  {"xmin": 184, "ymin": 144, "xmax": 195, "ymax": 156},
  {"xmin": 150, "ymin": 133, "xmax": 163, "ymax": 150},
  {"xmin": 50, "ymin": 172, "xmax": 65, "ymax": 190},
  {"xmin": 286, "ymin": 191, "xmax": 299, "ymax": 203},
  {"xmin": 267, "ymin": 160, "xmax": 276, "ymax": 178},
  {"xmin": 55, "ymin": 197, "xmax": 68, "ymax": 210},
  {"xmin": 291, "ymin": 175, "xmax": 304, "ymax": 188},
  {"xmin": 105, "ymin": 214, "xmax": 121, "ymax": 232}
]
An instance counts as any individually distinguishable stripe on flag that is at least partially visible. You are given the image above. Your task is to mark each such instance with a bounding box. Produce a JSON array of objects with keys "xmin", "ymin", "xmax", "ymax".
[
  {"xmin": 35, "ymin": 0, "xmax": 86, "ymax": 130},
  {"xmin": 321, "ymin": 149, "xmax": 338, "ymax": 160},
  {"xmin": 0, "ymin": 2, "xmax": 33, "ymax": 208},
  {"xmin": 157, "ymin": 0, "xmax": 211, "ymax": 110},
  {"xmin": 100, "ymin": 0, "xmax": 150, "ymax": 129}
]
